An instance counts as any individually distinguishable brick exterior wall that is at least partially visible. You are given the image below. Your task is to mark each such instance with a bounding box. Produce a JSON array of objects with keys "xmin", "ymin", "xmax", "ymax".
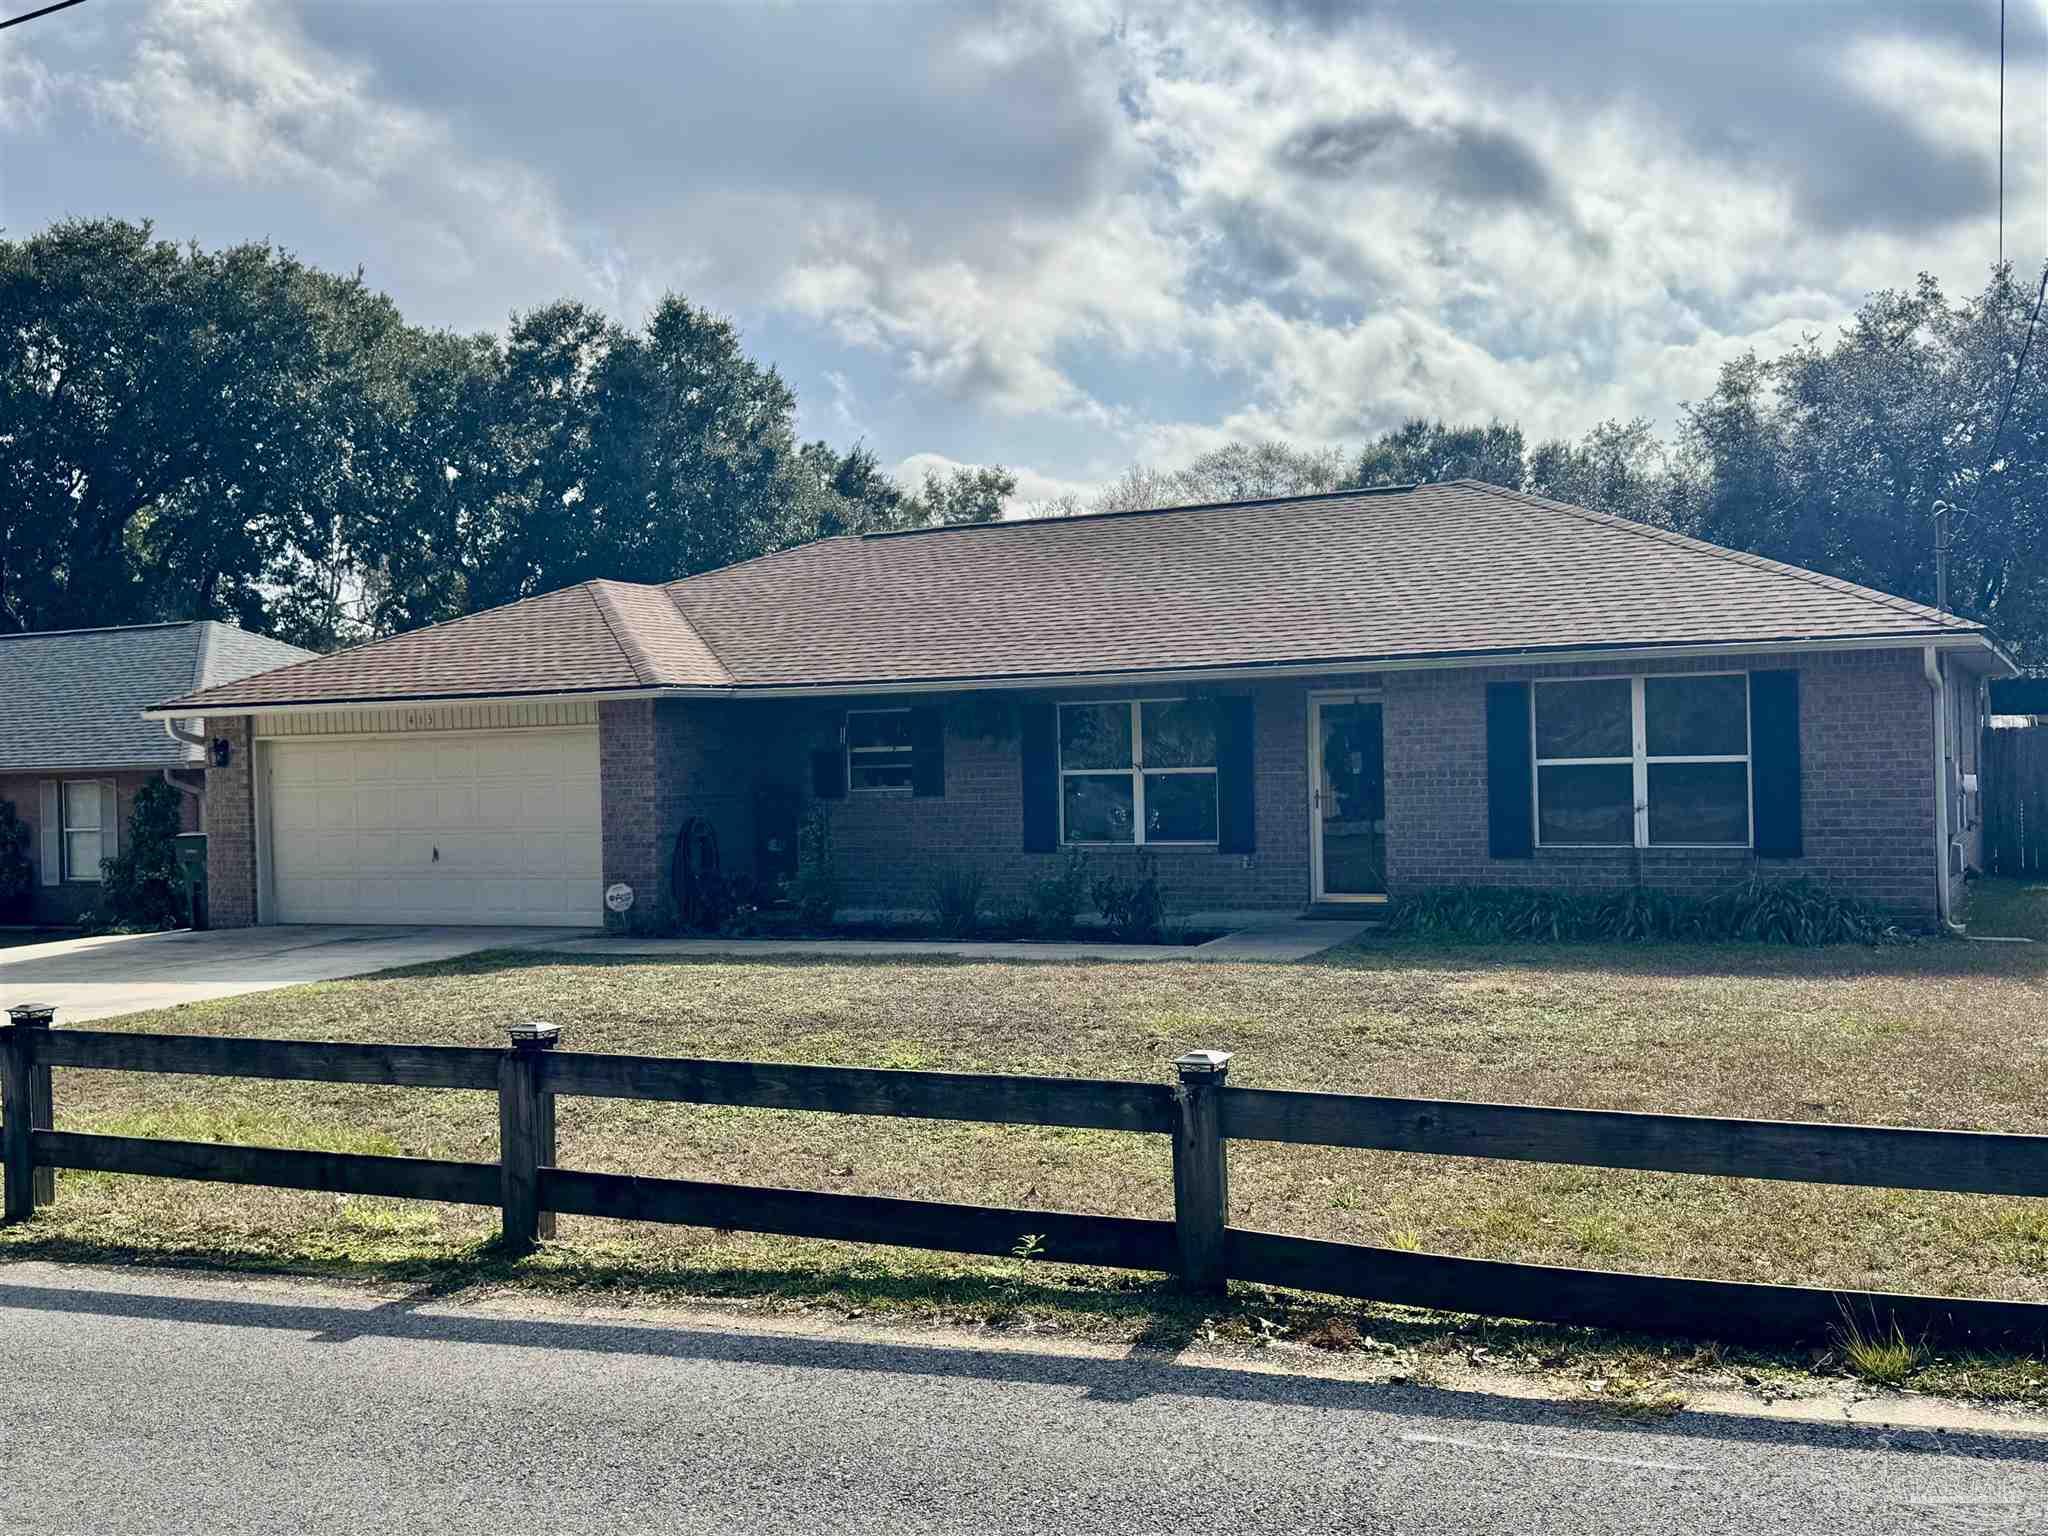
[
  {"xmin": 204, "ymin": 716, "xmax": 259, "ymax": 929},
  {"xmin": 639, "ymin": 679, "xmax": 1347, "ymax": 920},
  {"xmin": 1382, "ymin": 648, "xmax": 1941, "ymax": 918},
  {"xmin": 0, "ymin": 769, "xmax": 202, "ymax": 926},
  {"xmin": 628, "ymin": 650, "xmax": 1944, "ymax": 923},
  {"xmin": 598, "ymin": 699, "xmax": 660, "ymax": 923},
  {"xmin": 196, "ymin": 647, "xmax": 1957, "ymax": 932}
]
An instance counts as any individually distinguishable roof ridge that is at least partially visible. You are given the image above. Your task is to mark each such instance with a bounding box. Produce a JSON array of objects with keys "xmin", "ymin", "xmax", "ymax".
[
  {"xmin": 584, "ymin": 580, "xmax": 656, "ymax": 686},
  {"xmin": 1451, "ymin": 481, "xmax": 1981, "ymax": 632},
  {"xmin": 190, "ymin": 617, "xmax": 214, "ymax": 692},
  {"xmin": 858, "ymin": 483, "xmax": 1422, "ymax": 542},
  {"xmin": 0, "ymin": 619, "xmax": 195, "ymax": 640},
  {"xmin": 585, "ymin": 578, "xmax": 735, "ymax": 687}
]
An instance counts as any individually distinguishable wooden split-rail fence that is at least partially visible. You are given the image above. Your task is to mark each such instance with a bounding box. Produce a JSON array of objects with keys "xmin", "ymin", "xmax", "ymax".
[{"xmin": 3, "ymin": 1003, "xmax": 2045, "ymax": 1350}]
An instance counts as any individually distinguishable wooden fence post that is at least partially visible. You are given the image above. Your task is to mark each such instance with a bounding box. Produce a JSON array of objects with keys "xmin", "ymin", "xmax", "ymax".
[
  {"xmin": 10, "ymin": 1004, "xmax": 56, "ymax": 1207},
  {"xmin": 1171, "ymin": 1049, "xmax": 1233, "ymax": 1295},
  {"xmin": 1, "ymin": 1011, "xmax": 29, "ymax": 1223},
  {"xmin": 498, "ymin": 1021, "xmax": 560, "ymax": 1250}
]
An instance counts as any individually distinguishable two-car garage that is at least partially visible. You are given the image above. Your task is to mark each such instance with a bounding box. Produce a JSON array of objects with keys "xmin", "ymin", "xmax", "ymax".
[{"xmin": 256, "ymin": 707, "xmax": 604, "ymax": 928}]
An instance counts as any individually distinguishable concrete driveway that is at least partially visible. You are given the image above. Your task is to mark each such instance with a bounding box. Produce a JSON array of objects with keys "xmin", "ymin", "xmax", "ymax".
[{"xmin": 0, "ymin": 926, "xmax": 576, "ymax": 1025}]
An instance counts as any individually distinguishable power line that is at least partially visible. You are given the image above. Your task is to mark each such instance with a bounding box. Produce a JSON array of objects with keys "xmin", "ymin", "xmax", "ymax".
[{"xmin": 0, "ymin": 0, "xmax": 90, "ymax": 29}]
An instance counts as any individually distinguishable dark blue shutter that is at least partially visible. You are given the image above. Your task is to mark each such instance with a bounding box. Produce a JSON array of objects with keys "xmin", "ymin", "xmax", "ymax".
[
  {"xmin": 811, "ymin": 747, "xmax": 846, "ymax": 800},
  {"xmin": 1216, "ymin": 696, "xmax": 1256, "ymax": 853},
  {"xmin": 1750, "ymin": 670, "xmax": 1802, "ymax": 858},
  {"xmin": 1486, "ymin": 681, "xmax": 1534, "ymax": 858},
  {"xmin": 1021, "ymin": 700, "xmax": 1058, "ymax": 852},
  {"xmin": 911, "ymin": 706, "xmax": 945, "ymax": 797}
]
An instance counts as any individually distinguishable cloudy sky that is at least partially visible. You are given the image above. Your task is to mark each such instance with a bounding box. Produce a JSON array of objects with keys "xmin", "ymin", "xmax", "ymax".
[{"xmin": 2, "ymin": 0, "xmax": 2042, "ymax": 503}]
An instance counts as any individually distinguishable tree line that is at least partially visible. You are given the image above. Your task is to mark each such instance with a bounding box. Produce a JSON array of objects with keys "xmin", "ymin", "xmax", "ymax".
[
  {"xmin": 7, "ymin": 219, "xmax": 2045, "ymax": 663},
  {"xmin": 0, "ymin": 218, "xmax": 1013, "ymax": 648},
  {"xmin": 1036, "ymin": 267, "xmax": 2048, "ymax": 663}
]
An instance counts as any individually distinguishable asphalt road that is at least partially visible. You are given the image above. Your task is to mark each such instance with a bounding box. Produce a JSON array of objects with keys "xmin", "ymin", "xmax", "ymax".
[{"xmin": 2, "ymin": 1262, "xmax": 2045, "ymax": 1535}]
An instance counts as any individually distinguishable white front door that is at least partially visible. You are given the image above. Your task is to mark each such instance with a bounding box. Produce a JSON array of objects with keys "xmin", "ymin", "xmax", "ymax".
[
  {"xmin": 1309, "ymin": 695, "xmax": 1387, "ymax": 903},
  {"xmin": 264, "ymin": 729, "xmax": 603, "ymax": 927}
]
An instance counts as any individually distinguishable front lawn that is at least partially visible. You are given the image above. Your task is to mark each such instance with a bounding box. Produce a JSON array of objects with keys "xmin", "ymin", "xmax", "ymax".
[{"xmin": 8, "ymin": 891, "xmax": 2048, "ymax": 1401}]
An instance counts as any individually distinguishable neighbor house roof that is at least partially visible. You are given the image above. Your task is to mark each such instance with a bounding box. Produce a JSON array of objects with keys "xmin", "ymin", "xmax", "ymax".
[
  {"xmin": 150, "ymin": 481, "xmax": 2001, "ymax": 714},
  {"xmin": 2, "ymin": 621, "xmax": 313, "ymax": 771}
]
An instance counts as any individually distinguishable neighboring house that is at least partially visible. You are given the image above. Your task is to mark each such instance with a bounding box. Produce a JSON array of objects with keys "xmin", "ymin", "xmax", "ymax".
[
  {"xmin": 2, "ymin": 621, "xmax": 314, "ymax": 924},
  {"xmin": 147, "ymin": 482, "xmax": 2011, "ymax": 932}
]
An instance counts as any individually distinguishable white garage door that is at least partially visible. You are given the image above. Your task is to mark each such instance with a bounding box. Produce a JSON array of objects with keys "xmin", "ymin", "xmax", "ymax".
[{"xmin": 265, "ymin": 730, "xmax": 603, "ymax": 927}]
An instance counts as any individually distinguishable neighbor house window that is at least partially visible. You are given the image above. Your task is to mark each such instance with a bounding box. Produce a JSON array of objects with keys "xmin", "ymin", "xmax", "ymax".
[
  {"xmin": 61, "ymin": 781, "xmax": 103, "ymax": 881},
  {"xmin": 1058, "ymin": 699, "xmax": 1218, "ymax": 845},
  {"xmin": 1533, "ymin": 675, "xmax": 1750, "ymax": 848},
  {"xmin": 846, "ymin": 709, "xmax": 915, "ymax": 792}
]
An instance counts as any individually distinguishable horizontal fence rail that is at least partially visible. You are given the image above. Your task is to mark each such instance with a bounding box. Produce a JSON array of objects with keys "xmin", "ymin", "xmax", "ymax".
[
  {"xmin": 1223, "ymin": 1231, "xmax": 2048, "ymax": 1351},
  {"xmin": 539, "ymin": 1051, "xmax": 1176, "ymax": 1133},
  {"xmin": 1222, "ymin": 1087, "xmax": 2048, "ymax": 1199},
  {"xmin": 3, "ymin": 1005, "xmax": 2046, "ymax": 1353},
  {"xmin": 36, "ymin": 1130, "xmax": 501, "ymax": 1207},
  {"xmin": 540, "ymin": 1168, "xmax": 1178, "ymax": 1272},
  {"xmin": 36, "ymin": 1029, "xmax": 503, "ymax": 1091}
]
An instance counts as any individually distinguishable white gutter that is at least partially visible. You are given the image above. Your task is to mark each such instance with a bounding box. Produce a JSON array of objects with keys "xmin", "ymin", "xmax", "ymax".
[
  {"xmin": 142, "ymin": 631, "xmax": 2013, "ymax": 720},
  {"xmin": 1924, "ymin": 645, "xmax": 1966, "ymax": 934},
  {"xmin": 160, "ymin": 720, "xmax": 209, "ymax": 813}
]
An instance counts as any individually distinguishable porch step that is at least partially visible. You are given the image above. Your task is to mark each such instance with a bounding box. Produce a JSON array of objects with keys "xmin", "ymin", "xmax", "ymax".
[{"xmin": 1303, "ymin": 903, "xmax": 1387, "ymax": 921}]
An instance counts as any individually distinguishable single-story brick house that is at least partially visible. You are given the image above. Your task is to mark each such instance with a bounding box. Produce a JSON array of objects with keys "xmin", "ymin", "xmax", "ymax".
[
  {"xmin": 147, "ymin": 482, "xmax": 2011, "ymax": 931},
  {"xmin": 3, "ymin": 621, "xmax": 312, "ymax": 924}
]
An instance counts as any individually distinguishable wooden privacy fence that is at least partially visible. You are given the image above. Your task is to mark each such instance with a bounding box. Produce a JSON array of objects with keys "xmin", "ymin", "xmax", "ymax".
[
  {"xmin": 1983, "ymin": 723, "xmax": 2048, "ymax": 875},
  {"xmin": 4, "ymin": 1003, "xmax": 2047, "ymax": 1351}
]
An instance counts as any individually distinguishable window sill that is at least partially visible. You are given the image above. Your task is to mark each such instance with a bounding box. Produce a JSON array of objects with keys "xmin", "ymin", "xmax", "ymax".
[
  {"xmin": 1060, "ymin": 841, "xmax": 1222, "ymax": 852},
  {"xmin": 1533, "ymin": 844, "xmax": 1755, "ymax": 854}
]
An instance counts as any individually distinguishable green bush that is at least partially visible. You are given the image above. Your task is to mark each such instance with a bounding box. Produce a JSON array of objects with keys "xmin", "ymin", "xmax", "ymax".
[
  {"xmin": 924, "ymin": 860, "xmax": 989, "ymax": 939},
  {"xmin": 86, "ymin": 780, "xmax": 189, "ymax": 933},
  {"xmin": 0, "ymin": 800, "xmax": 31, "ymax": 922},
  {"xmin": 1091, "ymin": 853, "xmax": 1170, "ymax": 944},
  {"xmin": 1385, "ymin": 877, "xmax": 1910, "ymax": 947},
  {"xmin": 785, "ymin": 806, "xmax": 840, "ymax": 927},
  {"xmin": 1028, "ymin": 848, "xmax": 1091, "ymax": 938}
]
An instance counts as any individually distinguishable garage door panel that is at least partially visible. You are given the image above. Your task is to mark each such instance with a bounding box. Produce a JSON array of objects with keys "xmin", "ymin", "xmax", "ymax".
[
  {"xmin": 268, "ymin": 729, "xmax": 602, "ymax": 927},
  {"xmin": 434, "ymin": 785, "xmax": 478, "ymax": 825}
]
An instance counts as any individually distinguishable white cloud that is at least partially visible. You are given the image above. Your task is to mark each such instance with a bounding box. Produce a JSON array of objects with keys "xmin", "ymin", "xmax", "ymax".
[
  {"xmin": 5, "ymin": 0, "xmax": 2031, "ymax": 487},
  {"xmin": 71, "ymin": 0, "xmax": 601, "ymax": 309}
]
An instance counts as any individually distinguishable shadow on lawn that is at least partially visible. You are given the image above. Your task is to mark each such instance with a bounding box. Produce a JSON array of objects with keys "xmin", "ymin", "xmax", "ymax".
[{"xmin": 5, "ymin": 1258, "xmax": 2048, "ymax": 1464}]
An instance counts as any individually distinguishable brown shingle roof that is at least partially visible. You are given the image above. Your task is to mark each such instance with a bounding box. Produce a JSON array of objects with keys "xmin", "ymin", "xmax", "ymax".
[{"xmin": 155, "ymin": 481, "xmax": 1988, "ymax": 711}]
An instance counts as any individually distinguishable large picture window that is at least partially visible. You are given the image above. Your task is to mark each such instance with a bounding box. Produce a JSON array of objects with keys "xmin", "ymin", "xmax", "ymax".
[
  {"xmin": 1533, "ymin": 675, "xmax": 1750, "ymax": 848},
  {"xmin": 1059, "ymin": 699, "xmax": 1218, "ymax": 845}
]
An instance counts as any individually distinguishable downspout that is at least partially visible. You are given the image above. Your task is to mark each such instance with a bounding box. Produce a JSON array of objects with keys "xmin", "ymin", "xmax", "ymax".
[
  {"xmin": 1923, "ymin": 646, "xmax": 1966, "ymax": 934},
  {"xmin": 162, "ymin": 719, "xmax": 207, "ymax": 816}
]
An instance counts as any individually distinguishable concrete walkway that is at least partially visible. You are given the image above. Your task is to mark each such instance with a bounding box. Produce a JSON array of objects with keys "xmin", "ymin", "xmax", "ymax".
[
  {"xmin": 0, "ymin": 925, "xmax": 576, "ymax": 1024},
  {"xmin": 537, "ymin": 914, "xmax": 1376, "ymax": 964}
]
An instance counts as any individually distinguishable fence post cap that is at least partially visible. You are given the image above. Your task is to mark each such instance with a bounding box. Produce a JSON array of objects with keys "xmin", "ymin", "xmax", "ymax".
[
  {"xmin": 5, "ymin": 1003, "xmax": 55, "ymax": 1027},
  {"xmin": 508, "ymin": 1021, "xmax": 560, "ymax": 1049},
  {"xmin": 1174, "ymin": 1048, "xmax": 1233, "ymax": 1078}
]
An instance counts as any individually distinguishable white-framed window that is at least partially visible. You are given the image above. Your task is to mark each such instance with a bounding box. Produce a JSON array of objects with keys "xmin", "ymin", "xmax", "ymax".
[
  {"xmin": 1533, "ymin": 674, "xmax": 1751, "ymax": 848},
  {"xmin": 1058, "ymin": 699, "xmax": 1218, "ymax": 846},
  {"xmin": 846, "ymin": 708, "xmax": 915, "ymax": 793},
  {"xmin": 61, "ymin": 780, "xmax": 103, "ymax": 881}
]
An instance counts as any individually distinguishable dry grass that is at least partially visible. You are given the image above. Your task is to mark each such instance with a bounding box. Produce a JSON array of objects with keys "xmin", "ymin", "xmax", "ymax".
[{"xmin": 7, "ymin": 902, "xmax": 2048, "ymax": 1397}]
